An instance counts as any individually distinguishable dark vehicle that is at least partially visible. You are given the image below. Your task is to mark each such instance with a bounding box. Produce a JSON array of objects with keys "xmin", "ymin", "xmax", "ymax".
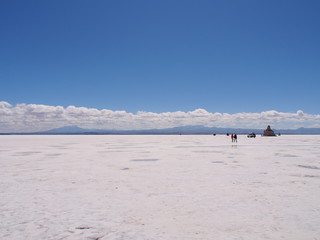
[{"xmin": 247, "ymin": 132, "xmax": 256, "ymax": 138}]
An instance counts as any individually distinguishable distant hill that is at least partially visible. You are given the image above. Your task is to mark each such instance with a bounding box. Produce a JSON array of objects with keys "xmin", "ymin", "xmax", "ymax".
[
  {"xmin": 276, "ymin": 127, "xmax": 320, "ymax": 135},
  {"xmin": 44, "ymin": 125, "xmax": 89, "ymax": 133},
  {"xmin": 25, "ymin": 125, "xmax": 320, "ymax": 135}
]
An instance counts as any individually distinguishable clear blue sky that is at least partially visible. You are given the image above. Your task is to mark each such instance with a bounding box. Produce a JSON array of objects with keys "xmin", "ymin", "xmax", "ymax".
[{"xmin": 1, "ymin": 0, "xmax": 319, "ymax": 114}]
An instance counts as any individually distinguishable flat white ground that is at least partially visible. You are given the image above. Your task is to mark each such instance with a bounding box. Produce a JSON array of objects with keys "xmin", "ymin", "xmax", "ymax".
[{"xmin": 0, "ymin": 135, "xmax": 319, "ymax": 240}]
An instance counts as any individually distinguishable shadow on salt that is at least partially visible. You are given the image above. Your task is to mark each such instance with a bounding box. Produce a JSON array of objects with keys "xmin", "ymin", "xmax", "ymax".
[
  {"xmin": 212, "ymin": 161, "xmax": 224, "ymax": 164},
  {"xmin": 298, "ymin": 165, "xmax": 320, "ymax": 170},
  {"xmin": 13, "ymin": 151, "xmax": 42, "ymax": 156},
  {"xmin": 131, "ymin": 158, "xmax": 160, "ymax": 162}
]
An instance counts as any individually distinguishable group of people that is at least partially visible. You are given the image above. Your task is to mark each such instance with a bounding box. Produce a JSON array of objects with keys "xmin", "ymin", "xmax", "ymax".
[{"xmin": 231, "ymin": 134, "xmax": 237, "ymax": 142}]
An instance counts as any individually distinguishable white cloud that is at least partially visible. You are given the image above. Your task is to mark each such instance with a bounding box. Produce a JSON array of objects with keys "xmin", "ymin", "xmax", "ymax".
[
  {"xmin": 297, "ymin": 110, "xmax": 304, "ymax": 117},
  {"xmin": 0, "ymin": 101, "xmax": 320, "ymax": 132},
  {"xmin": 0, "ymin": 101, "xmax": 12, "ymax": 108}
]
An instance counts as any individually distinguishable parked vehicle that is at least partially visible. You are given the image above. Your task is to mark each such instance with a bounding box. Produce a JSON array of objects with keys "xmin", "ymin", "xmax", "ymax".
[{"xmin": 247, "ymin": 132, "xmax": 256, "ymax": 138}]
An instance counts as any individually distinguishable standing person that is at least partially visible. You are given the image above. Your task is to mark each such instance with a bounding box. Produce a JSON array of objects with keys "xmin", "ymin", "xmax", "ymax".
[
  {"xmin": 234, "ymin": 134, "xmax": 237, "ymax": 143},
  {"xmin": 231, "ymin": 134, "xmax": 234, "ymax": 142}
]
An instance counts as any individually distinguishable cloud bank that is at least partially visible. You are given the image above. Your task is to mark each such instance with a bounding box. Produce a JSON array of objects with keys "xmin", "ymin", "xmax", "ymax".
[{"xmin": 1, "ymin": 101, "xmax": 320, "ymax": 132}]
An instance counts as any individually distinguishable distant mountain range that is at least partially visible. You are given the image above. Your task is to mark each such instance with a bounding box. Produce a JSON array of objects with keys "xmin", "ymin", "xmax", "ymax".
[{"xmin": 3, "ymin": 125, "xmax": 319, "ymax": 135}]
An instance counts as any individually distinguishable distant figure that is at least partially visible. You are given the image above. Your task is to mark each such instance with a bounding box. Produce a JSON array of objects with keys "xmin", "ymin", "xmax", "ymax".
[
  {"xmin": 234, "ymin": 134, "xmax": 237, "ymax": 142},
  {"xmin": 231, "ymin": 134, "xmax": 234, "ymax": 142}
]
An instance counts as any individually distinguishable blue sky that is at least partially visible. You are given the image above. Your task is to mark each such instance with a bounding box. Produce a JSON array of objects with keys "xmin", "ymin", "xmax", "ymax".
[{"xmin": 0, "ymin": 1, "xmax": 320, "ymax": 129}]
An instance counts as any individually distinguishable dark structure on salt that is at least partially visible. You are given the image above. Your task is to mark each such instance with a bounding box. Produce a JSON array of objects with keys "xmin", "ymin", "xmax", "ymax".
[{"xmin": 263, "ymin": 125, "xmax": 276, "ymax": 136}]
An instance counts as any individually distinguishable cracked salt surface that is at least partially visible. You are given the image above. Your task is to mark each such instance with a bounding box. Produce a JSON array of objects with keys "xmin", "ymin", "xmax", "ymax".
[{"xmin": 0, "ymin": 135, "xmax": 320, "ymax": 240}]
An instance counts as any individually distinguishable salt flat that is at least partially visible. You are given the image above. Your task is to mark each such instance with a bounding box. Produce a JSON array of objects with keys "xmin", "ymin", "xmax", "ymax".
[{"xmin": 0, "ymin": 135, "xmax": 319, "ymax": 240}]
